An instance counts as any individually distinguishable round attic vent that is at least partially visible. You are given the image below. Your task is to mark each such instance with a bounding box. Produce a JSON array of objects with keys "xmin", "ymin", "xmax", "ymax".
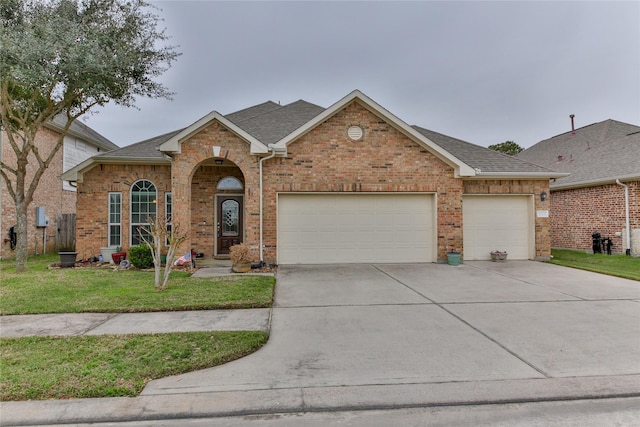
[{"xmin": 347, "ymin": 125, "xmax": 363, "ymax": 141}]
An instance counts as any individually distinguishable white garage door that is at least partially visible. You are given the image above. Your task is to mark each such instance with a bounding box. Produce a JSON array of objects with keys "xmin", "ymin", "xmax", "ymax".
[
  {"xmin": 463, "ymin": 195, "xmax": 533, "ymax": 260},
  {"xmin": 278, "ymin": 193, "xmax": 435, "ymax": 264}
]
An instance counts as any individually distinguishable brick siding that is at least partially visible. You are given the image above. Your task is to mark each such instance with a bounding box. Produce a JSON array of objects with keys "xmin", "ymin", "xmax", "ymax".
[
  {"xmin": 76, "ymin": 164, "xmax": 172, "ymax": 258},
  {"xmin": 262, "ymin": 101, "xmax": 463, "ymax": 261},
  {"xmin": 74, "ymin": 101, "xmax": 554, "ymax": 263},
  {"xmin": 551, "ymin": 182, "xmax": 639, "ymax": 253},
  {"xmin": 1, "ymin": 127, "xmax": 76, "ymax": 259}
]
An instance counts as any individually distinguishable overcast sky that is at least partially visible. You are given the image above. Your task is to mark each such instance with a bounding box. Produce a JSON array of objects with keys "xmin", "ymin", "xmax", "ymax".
[{"xmin": 84, "ymin": 1, "xmax": 640, "ymax": 149}]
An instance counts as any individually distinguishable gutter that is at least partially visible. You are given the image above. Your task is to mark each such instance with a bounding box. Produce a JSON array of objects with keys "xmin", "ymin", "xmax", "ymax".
[
  {"xmin": 616, "ymin": 179, "xmax": 631, "ymax": 256},
  {"xmin": 468, "ymin": 171, "xmax": 570, "ymax": 179},
  {"xmin": 259, "ymin": 144, "xmax": 286, "ymax": 263},
  {"xmin": 551, "ymin": 174, "xmax": 640, "ymax": 191}
]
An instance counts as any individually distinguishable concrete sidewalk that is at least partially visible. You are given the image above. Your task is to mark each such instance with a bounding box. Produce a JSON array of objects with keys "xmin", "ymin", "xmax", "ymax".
[
  {"xmin": 1, "ymin": 261, "xmax": 639, "ymax": 426},
  {"xmin": 0, "ymin": 309, "xmax": 271, "ymax": 338}
]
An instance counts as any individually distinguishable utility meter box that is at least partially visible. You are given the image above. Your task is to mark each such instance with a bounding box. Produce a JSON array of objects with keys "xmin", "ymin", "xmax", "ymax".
[{"xmin": 36, "ymin": 207, "xmax": 47, "ymax": 227}]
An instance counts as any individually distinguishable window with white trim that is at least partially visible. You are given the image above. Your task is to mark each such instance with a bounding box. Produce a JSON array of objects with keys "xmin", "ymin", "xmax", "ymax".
[
  {"xmin": 165, "ymin": 192, "xmax": 172, "ymax": 245},
  {"xmin": 108, "ymin": 192, "xmax": 121, "ymax": 247},
  {"xmin": 130, "ymin": 180, "xmax": 157, "ymax": 246}
]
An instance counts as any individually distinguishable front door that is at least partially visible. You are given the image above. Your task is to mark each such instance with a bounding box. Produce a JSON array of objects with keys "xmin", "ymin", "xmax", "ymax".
[{"xmin": 216, "ymin": 195, "xmax": 243, "ymax": 255}]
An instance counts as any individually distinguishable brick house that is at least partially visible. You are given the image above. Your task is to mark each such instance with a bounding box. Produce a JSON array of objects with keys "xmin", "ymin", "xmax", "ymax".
[
  {"xmin": 518, "ymin": 119, "xmax": 640, "ymax": 256},
  {"xmin": 62, "ymin": 90, "xmax": 565, "ymax": 264},
  {"xmin": 1, "ymin": 117, "xmax": 117, "ymax": 259}
]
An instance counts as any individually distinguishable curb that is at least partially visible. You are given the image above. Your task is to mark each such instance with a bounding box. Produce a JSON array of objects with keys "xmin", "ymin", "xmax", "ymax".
[{"xmin": 2, "ymin": 375, "xmax": 639, "ymax": 426}]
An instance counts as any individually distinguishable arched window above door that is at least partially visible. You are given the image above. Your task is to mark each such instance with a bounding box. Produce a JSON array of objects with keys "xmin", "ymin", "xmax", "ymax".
[{"xmin": 217, "ymin": 176, "xmax": 243, "ymax": 191}]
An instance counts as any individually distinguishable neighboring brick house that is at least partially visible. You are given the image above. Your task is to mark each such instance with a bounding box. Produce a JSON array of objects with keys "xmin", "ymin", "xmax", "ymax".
[
  {"xmin": 518, "ymin": 119, "xmax": 640, "ymax": 256},
  {"xmin": 63, "ymin": 90, "xmax": 564, "ymax": 264},
  {"xmin": 1, "ymin": 117, "xmax": 117, "ymax": 259}
]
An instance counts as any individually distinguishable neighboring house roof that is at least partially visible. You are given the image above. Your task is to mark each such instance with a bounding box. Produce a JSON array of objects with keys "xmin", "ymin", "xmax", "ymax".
[
  {"xmin": 48, "ymin": 115, "xmax": 118, "ymax": 152},
  {"xmin": 518, "ymin": 119, "xmax": 640, "ymax": 190},
  {"xmin": 63, "ymin": 90, "xmax": 565, "ymax": 182}
]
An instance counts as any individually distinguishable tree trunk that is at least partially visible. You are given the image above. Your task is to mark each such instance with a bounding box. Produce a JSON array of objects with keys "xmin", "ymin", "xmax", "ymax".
[{"xmin": 15, "ymin": 200, "xmax": 28, "ymax": 272}]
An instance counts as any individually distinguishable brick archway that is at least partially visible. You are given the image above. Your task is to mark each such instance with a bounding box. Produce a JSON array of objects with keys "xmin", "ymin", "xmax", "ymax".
[{"xmin": 169, "ymin": 121, "xmax": 260, "ymax": 260}]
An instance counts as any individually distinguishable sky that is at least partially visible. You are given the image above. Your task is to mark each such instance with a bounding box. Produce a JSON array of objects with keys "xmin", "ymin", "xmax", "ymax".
[{"xmin": 84, "ymin": 1, "xmax": 640, "ymax": 149}]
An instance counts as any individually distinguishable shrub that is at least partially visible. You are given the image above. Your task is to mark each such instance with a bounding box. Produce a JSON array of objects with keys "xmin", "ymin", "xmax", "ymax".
[
  {"xmin": 129, "ymin": 244, "xmax": 154, "ymax": 269},
  {"xmin": 230, "ymin": 243, "xmax": 251, "ymax": 264}
]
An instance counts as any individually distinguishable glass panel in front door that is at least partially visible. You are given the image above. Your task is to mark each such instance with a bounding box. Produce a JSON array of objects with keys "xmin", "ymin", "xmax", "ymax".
[{"xmin": 221, "ymin": 200, "xmax": 239, "ymax": 237}]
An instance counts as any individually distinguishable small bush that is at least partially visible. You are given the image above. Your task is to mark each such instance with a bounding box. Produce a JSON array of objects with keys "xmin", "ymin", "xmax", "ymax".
[
  {"xmin": 230, "ymin": 243, "xmax": 251, "ymax": 264},
  {"xmin": 128, "ymin": 244, "xmax": 154, "ymax": 269}
]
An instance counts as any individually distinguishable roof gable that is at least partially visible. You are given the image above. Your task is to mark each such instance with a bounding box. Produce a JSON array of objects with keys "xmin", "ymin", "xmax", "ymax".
[
  {"xmin": 271, "ymin": 90, "xmax": 477, "ymax": 177},
  {"xmin": 158, "ymin": 111, "xmax": 270, "ymax": 155}
]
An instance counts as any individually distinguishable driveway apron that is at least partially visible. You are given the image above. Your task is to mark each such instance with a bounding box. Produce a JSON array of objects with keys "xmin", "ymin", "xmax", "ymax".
[{"xmin": 143, "ymin": 262, "xmax": 640, "ymax": 396}]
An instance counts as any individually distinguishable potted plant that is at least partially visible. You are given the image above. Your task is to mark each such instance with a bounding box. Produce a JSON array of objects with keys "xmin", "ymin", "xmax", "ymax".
[
  {"xmin": 111, "ymin": 246, "xmax": 127, "ymax": 264},
  {"xmin": 230, "ymin": 243, "xmax": 252, "ymax": 273},
  {"xmin": 58, "ymin": 229, "xmax": 77, "ymax": 267},
  {"xmin": 490, "ymin": 250, "xmax": 508, "ymax": 262},
  {"xmin": 58, "ymin": 246, "xmax": 77, "ymax": 268},
  {"xmin": 446, "ymin": 248, "xmax": 461, "ymax": 266}
]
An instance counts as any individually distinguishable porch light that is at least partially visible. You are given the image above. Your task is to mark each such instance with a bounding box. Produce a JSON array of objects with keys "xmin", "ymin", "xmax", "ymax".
[
  {"xmin": 215, "ymin": 159, "xmax": 224, "ymax": 165},
  {"xmin": 540, "ymin": 191, "xmax": 547, "ymax": 202}
]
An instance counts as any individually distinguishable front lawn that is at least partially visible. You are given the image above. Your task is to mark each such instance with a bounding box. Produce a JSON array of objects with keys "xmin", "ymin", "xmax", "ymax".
[
  {"xmin": 1, "ymin": 331, "xmax": 268, "ymax": 400},
  {"xmin": 549, "ymin": 249, "xmax": 640, "ymax": 281},
  {"xmin": 0, "ymin": 255, "xmax": 275, "ymax": 314},
  {"xmin": 0, "ymin": 255, "xmax": 275, "ymax": 401}
]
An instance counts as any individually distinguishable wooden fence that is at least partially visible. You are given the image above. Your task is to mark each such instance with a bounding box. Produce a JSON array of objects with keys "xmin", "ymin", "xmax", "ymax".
[{"xmin": 56, "ymin": 214, "xmax": 76, "ymax": 251}]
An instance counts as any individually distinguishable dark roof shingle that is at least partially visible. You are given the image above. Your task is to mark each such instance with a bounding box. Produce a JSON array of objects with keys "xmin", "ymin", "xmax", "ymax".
[
  {"xmin": 518, "ymin": 119, "xmax": 640, "ymax": 187},
  {"xmin": 413, "ymin": 125, "xmax": 555, "ymax": 174}
]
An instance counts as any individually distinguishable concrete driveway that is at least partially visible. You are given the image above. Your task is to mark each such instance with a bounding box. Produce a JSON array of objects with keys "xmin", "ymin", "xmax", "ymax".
[{"xmin": 144, "ymin": 261, "xmax": 640, "ymax": 400}]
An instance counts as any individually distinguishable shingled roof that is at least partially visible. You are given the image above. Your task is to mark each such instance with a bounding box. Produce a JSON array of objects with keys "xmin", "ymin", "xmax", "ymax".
[
  {"xmin": 63, "ymin": 92, "xmax": 564, "ymax": 181},
  {"xmin": 49, "ymin": 115, "xmax": 118, "ymax": 152},
  {"xmin": 92, "ymin": 129, "xmax": 184, "ymax": 161},
  {"xmin": 227, "ymin": 100, "xmax": 325, "ymax": 144},
  {"xmin": 413, "ymin": 125, "xmax": 555, "ymax": 175},
  {"xmin": 518, "ymin": 119, "xmax": 640, "ymax": 189}
]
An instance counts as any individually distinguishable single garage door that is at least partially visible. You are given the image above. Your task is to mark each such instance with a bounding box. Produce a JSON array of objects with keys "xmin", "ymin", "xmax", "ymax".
[
  {"xmin": 463, "ymin": 195, "xmax": 533, "ymax": 260},
  {"xmin": 278, "ymin": 193, "xmax": 435, "ymax": 264}
]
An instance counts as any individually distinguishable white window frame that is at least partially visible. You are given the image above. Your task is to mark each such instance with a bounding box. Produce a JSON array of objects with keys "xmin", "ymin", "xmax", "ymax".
[
  {"xmin": 165, "ymin": 192, "xmax": 172, "ymax": 246},
  {"xmin": 108, "ymin": 192, "xmax": 122, "ymax": 247},
  {"xmin": 130, "ymin": 179, "xmax": 157, "ymax": 246}
]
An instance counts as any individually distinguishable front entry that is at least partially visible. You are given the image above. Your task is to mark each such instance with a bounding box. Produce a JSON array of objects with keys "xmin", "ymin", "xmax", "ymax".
[{"xmin": 216, "ymin": 195, "xmax": 243, "ymax": 256}]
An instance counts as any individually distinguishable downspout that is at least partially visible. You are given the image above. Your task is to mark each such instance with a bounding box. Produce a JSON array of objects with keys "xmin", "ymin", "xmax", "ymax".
[
  {"xmin": 616, "ymin": 179, "xmax": 631, "ymax": 256},
  {"xmin": 259, "ymin": 146, "xmax": 277, "ymax": 264}
]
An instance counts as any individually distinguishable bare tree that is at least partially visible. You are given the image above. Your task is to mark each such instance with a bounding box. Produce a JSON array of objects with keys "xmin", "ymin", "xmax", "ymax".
[
  {"xmin": 0, "ymin": 0, "xmax": 179, "ymax": 271},
  {"xmin": 138, "ymin": 216, "xmax": 188, "ymax": 291}
]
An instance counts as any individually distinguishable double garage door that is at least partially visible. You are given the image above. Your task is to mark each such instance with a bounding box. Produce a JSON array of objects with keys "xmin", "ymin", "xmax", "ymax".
[
  {"xmin": 276, "ymin": 193, "xmax": 533, "ymax": 264},
  {"xmin": 277, "ymin": 193, "xmax": 435, "ymax": 264}
]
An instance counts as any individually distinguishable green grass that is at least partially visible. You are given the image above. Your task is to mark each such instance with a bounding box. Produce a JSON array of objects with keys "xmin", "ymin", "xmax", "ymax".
[
  {"xmin": 0, "ymin": 255, "xmax": 274, "ymax": 401},
  {"xmin": 1, "ymin": 331, "xmax": 268, "ymax": 400},
  {"xmin": 548, "ymin": 249, "xmax": 640, "ymax": 281},
  {"xmin": 0, "ymin": 255, "xmax": 275, "ymax": 315}
]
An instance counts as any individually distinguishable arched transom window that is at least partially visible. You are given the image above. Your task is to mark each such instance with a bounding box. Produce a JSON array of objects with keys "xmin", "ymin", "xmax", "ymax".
[
  {"xmin": 217, "ymin": 176, "xmax": 244, "ymax": 191},
  {"xmin": 131, "ymin": 179, "xmax": 157, "ymax": 245}
]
